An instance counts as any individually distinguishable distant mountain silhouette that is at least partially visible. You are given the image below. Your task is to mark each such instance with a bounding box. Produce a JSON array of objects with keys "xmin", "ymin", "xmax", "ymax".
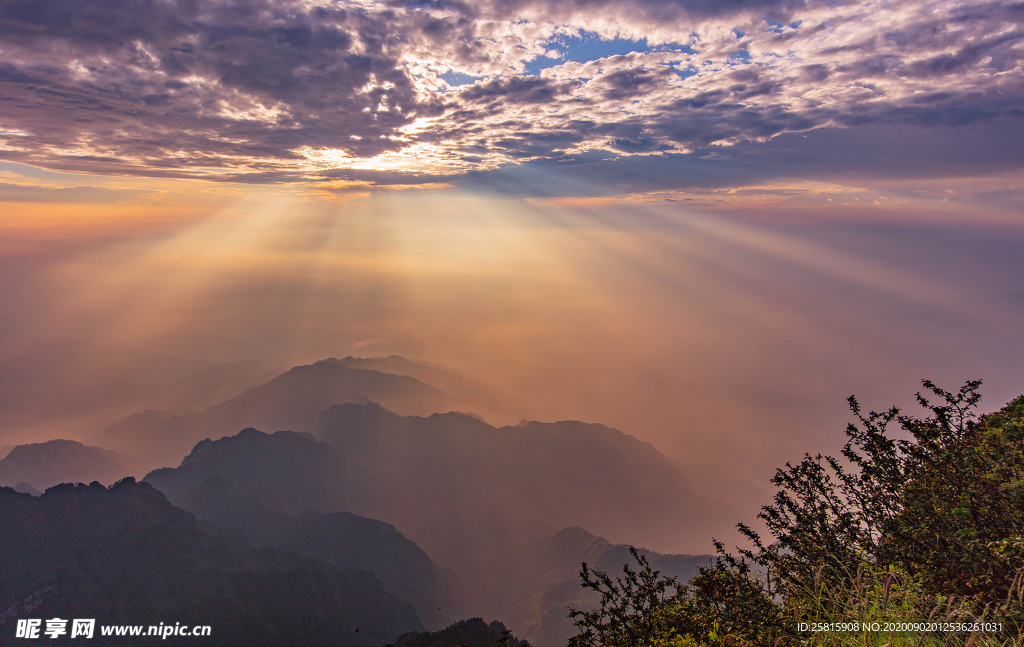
[
  {"xmin": 0, "ymin": 439, "xmax": 130, "ymax": 491},
  {"xmin": 317, "ymin": 403, "xmax": 715, "ymax": 569},
  {"xmin": 144, "ymin": 430, "xmax": 460, "ymax": 628},
  {"xmin": 89, "ymin": 409, "xmax": 202, "ymax": 477},
  {"xmin": 0, "ymin": 444, "xmax": 12, "ymax": 460},
  {"xmin": 0, "ymin": 479, "xmax": 422, "ymax": 647},
  {"xmin": 202, "ymin": 361, "xmax": 452, "ymax": 433},
  {"xmin": 12, "ymin": 482, "xmax": 40, "ymax": 496},
  {"xmin": 387, "ymin": 618, "xmax": 527, "ymax": 647},
  {"xmin": 145, "ymin": 429, "xmax": 349, "ymax": 514},
  {"xmin": 140, "ymin": 403, "xmax": 716, "ymax": 571},
  {"xmin": 461, "ymin": 526, "xmax": 712, "ymax": 647},
  {"xmin": 131, "ymin": 411, "xmax": 712, "ymax": 644},
  {"xmin": 154, "ymin": 358, "xmax": 292, "ymax": 411},
  {"xmin": 326, "ymin": 357, "xmax": 509, "ymax": 422},
  {"xmin": 91, "ymin": 361, "xmax": 454, "ymax": 473}
]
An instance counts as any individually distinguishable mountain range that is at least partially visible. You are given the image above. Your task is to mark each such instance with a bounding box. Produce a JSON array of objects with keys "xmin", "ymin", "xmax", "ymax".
[
  {"xmin": 2, "ymin": 354, "xmax": 721, "ymax": 647},
  {"xmin": 84, "ymin": 355, "xmax": 714, "ymax": 565},
  {"xmin": 90, "ymin": 360, "xmax": 456, "ymax": 474},
  {"xmin": 317, "ymin": 403, "xmax": 713, "ymax": 568},
  {"xmin": 141, "ymin": 424, "xmax": 713, "ymax": 646},
  {"xmin": 145, "ymin": 429, "xmax": 458, "ymax": 628},
  {"xmin": 0, "ymin": 479, "xmax": 422, "ymax": 647}
]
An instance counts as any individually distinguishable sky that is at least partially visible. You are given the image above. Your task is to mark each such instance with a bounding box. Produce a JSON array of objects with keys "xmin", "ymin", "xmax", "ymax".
[{"xmin": 1, "ymin": 0, "xmax": 1023, "ymax": 547}]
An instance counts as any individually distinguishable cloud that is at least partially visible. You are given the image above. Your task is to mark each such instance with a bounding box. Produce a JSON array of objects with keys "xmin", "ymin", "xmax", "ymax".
[
  {"xmin": 0, "ymin": 0, "xmax": 448, "ymax": 179},
  {"xmin": 351, "ymin": 338, "xmax": 390, "ymax": 350},
  {"xmin": 447, "ymin": 118, "xmax": 1024, "ymax": 199},
  {"xmin": 0, "ymin": 180, "xmax": 151, "ymax": 203},
  {"xmin": 389, "ymin": 0, "xmax": 813, "ymax": 33},
  {"xmin": 0, "ymin": 0, "xmax": 1020, "ymax": 185}
]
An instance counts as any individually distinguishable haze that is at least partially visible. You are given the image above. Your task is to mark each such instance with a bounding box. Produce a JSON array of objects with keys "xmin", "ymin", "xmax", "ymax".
[
  {"xmin": 1, "ymin": 0, "xmax": 1023, "ymax": 554},
  {"xmin": 1, "ymin": 182, "xmax": 1021, "ymax": 552}
]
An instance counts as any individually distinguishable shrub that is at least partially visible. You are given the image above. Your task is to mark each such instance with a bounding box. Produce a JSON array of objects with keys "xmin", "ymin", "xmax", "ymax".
[{"xmin": 569, "ymin": 380, "xmax": 1024, "ymax": 647}]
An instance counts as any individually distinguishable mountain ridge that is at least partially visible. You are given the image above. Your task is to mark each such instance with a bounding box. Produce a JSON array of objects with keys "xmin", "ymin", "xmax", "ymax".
[
  {"xmin": 0, "ymin": 478, "xmax": 423, "ymax": 646},
  {"xmin": 317, "ymin": 402, "xmax": 715, "ymax": 566},
  {"xmin": 144, "ymin": 429, "xmax": 460, "ymax": 629},
  {"xmin": 90, "ymin": 361, "xmax": 454, "ymax": 474}
]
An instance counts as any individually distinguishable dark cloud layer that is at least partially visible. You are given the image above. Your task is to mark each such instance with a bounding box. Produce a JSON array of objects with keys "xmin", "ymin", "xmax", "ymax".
[
  {"xmin": 0, "ymin": 0, "xmax": 1021, "ymax": 185},
  {"xmin": 479, "ymin": 118, "xmax": 1024, "ymax": 195},
  {"xmin": 0, "ymin": 0, "xmax": 446, "ymax": 177}
]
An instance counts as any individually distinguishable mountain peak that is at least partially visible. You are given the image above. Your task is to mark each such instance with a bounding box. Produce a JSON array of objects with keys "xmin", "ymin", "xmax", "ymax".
[
  {"xmin": 145, "ymin": 427, "xmax": 347, "ymax": 517},
  {"xmin": 0, "ymin": 439, "xmax": 131, "ymax": 491}
]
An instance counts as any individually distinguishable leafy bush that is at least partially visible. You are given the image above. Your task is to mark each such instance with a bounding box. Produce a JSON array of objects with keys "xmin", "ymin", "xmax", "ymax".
[
  {"xmin": 749, "ymin": 380, "xmax": 1024, "ymax": 603},
  {"xmin": 568, "ymin": 547, "xmax": 682, "ymax": 647},
  {"xmin": 569, "ymin": 380, "xmax": 1024, "ymax": 647}
]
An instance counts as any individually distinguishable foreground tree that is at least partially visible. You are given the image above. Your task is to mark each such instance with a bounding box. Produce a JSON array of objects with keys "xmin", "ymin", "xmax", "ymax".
[
  {"xmin": 569, "ymin": 380, "xmax": 1024, "ymax": 647},
  {"xmin": 568, "ymin": 548, "xmax": 682, "ymax": 647},
  {"xmin": 749, "ymin": 379, "xmax": 1024, "ymax": 602},
  {"xmin": 881, "ymin": 388, "xmax": 1024, "ymax": 598}
]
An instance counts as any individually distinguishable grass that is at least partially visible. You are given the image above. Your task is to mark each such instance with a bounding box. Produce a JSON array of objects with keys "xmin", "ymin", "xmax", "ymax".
[{"xmin": 788, "ymin": 565, "xmax": 1024, "ymax": 647}]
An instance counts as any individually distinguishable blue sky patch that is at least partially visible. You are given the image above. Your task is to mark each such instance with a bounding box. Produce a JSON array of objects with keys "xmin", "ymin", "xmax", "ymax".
[
  {"xmin": 441, "ymin": 70, "xmax": 482, "ymax": 86},
  {"xmin": 522, "ymin": 30, "xmax": 694, "ymax": 75},
  {"xmin": 523, "ymin": 55, "xmax": 563, "ymax": 75}
]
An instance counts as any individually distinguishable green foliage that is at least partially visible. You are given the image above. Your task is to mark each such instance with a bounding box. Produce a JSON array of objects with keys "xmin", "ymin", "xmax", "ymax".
[
  {"xmin": 568, "ymin": 546, "xmax": 790, "ymax": 647},
  {"xmin": 882, "ymin": 388, "xmax": 1024, "ymax": 598},
  {"xmin": 568, "ymin": 547, "xmax": 682, "ymax": 647},
  {"xmin": 568, "ymin": 380, "xmax": 1024, "ymax": 647},
  {"xmin": 748, "ymin": 379, "xmax": 1024, "ymax": 603},
  {"xmin": 785, "ymin": 561, "xmax": 1024, "ymax": 647},
  {"xmin": 674, "ymin": 545, "xmax": 791, "ymax": 646}
]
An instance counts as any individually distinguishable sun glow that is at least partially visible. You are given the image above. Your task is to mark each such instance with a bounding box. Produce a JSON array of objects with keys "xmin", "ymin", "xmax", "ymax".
[{"xmin": 298, "ymin": 142, "xmax": 481, "ymax": 173}]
